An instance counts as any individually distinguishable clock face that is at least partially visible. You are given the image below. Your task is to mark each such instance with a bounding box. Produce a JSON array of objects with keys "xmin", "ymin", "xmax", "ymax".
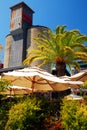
[{"xmin": 10, "ymin": 8, "xmax": 22, "ymax": 31}]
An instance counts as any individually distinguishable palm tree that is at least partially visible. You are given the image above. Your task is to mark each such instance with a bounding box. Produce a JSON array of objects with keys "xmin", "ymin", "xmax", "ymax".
[{"xmin": 23, "ymin": 25, "xmax": 87, "ymax": 76}]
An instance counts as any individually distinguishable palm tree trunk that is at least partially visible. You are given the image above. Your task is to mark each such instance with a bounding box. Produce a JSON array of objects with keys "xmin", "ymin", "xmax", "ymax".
[{"xmin": 56, "ymin": 62, "xmax": 66, "ymax": 77}]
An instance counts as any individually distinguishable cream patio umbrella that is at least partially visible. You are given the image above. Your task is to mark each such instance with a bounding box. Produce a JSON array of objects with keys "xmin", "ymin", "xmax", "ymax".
[
  {"xmin": 6, "ymin": 85, "xmax": 36, "ymax": 95},
  {"xmin": 69, "ymin": 70, "xmax": 87, "ymax": 82},
  {"xmin": 1, "ymin": 67, "xmax": 83, "ymax": 92}
]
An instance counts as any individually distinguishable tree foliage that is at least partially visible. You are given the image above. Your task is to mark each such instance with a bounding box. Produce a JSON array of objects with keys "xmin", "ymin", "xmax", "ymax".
[{"xmin": 23, "ymin": 25, "xmax": 87, "ymax": 73}]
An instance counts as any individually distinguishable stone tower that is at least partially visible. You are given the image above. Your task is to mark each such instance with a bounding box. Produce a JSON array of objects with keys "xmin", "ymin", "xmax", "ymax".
[
  {"xmin": 4, "ymin": 2, "xmax": 34, "ymax": 68},
  {"xmin": 4, "ymin": 2, "xmax": 51, "ymax": 72}
]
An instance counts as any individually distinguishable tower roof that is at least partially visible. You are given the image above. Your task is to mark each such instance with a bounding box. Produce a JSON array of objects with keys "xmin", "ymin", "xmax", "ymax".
[{"xmin": 10, "ymin": 2, "xmax": 35, "ymax": 13}]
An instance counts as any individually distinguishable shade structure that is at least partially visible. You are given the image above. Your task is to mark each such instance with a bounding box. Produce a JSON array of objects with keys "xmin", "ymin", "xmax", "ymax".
[
  {"xmin": 1, "ymin": 67, "xmax": 83, "ymax": 92},
  {"xmin": 70, "ymin": 70, "xmax": 87, "ymax": 82},
  {"xmin": 58, "ymin": 75, "xmax": 83, "ymax": 89},
  {"xmin": 6, "ymin": 85, "xmax": 36, "ymax": 95}
]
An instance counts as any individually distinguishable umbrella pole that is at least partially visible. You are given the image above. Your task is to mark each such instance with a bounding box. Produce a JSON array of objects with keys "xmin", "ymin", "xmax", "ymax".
[
  {"xmin": 31, "ymin": 76, "xmax": 36, "ymax": 94},
  {"xmin": 32, "ymin": 83, "xmax": 35, "ymax": 94},
  {"xmin": 9, "ymin": 88, "xmax": 12, "ymax": 101}
]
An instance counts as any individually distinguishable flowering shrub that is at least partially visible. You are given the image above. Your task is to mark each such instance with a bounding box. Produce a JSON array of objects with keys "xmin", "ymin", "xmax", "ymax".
[
  {"xmin": 60, "ymin": 99, "xmax": 87, "ymax": 130},
  {"xmin": 5, "ymin": 96, "xmax": 44, "ymax": 130},
  {"xmin": 0, "ymin": 79, "xmax": 10, "ymax": 92}
]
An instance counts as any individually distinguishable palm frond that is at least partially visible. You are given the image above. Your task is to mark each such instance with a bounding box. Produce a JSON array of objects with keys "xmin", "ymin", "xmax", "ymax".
[
  {"xmin": 76, "ymin": 35, "xmax": 87, "ymax": 43},
  {"xmin": 56, "ymin": 25, "xmax": 67, "ymax": 34}
]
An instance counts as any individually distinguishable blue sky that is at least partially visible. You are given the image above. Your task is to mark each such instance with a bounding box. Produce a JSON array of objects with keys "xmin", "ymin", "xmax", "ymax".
[{"xmin": 0, "ymin": 0, "xmax": 87, "ymax": 62}]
